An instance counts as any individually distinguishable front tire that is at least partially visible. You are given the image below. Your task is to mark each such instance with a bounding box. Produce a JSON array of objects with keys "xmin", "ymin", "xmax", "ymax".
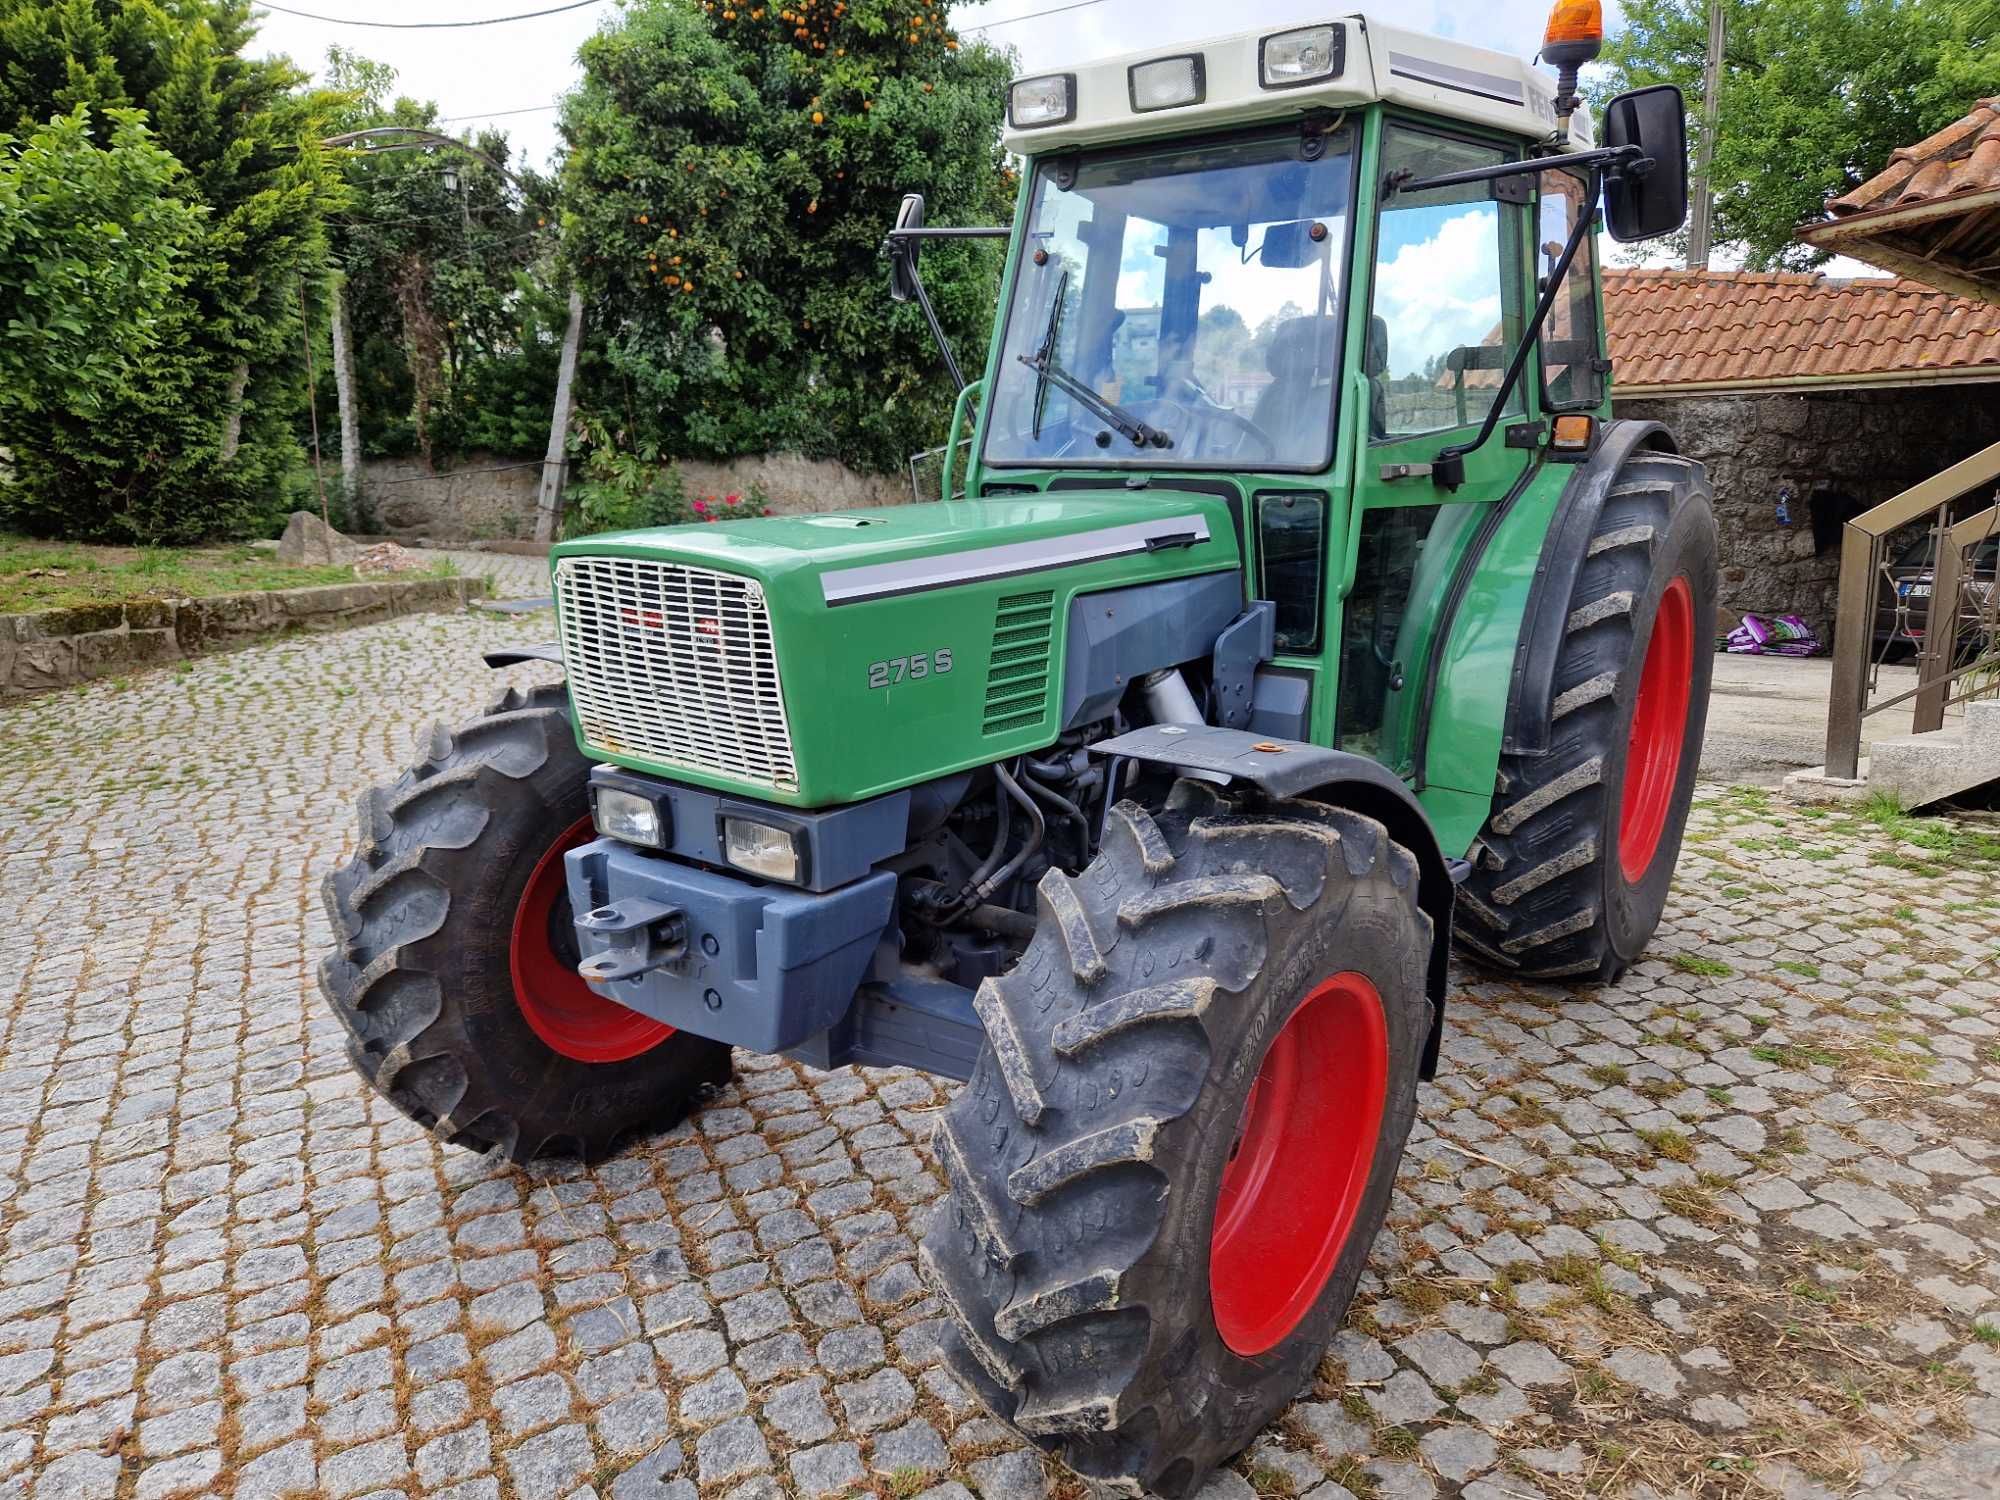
[
  {"xmin": 922, "ymin": 783, "xmax": 1433, "ymax": 1498},
  {"xmin": 318, "ymin": 681, "xmax": 732, "ymax": 1163},
  {"xmin": 1457, "ymin": 449, "xmax": 1717, "ymax": 983}
]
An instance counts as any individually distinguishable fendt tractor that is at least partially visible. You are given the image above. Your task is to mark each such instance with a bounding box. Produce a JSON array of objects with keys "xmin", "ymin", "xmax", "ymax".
[{"xmin": 322, "ymin": 5, "xmax": 1714, "ymax": 1492}]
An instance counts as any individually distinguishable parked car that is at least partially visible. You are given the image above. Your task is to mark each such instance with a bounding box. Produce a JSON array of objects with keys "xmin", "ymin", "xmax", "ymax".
[{"xmin": 1876, "ymin": 529, "xmax": 2000, "ymax": 660}]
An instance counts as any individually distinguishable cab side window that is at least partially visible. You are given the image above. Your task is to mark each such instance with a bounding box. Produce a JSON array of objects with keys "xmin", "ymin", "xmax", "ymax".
[
  {"xmin": 1369, "ymin": 126, "xmax": 1525, "ymax": 439},
  {"xmin": 1538, "ymin": 169, "xmax": 1606, "ymax": 409}
]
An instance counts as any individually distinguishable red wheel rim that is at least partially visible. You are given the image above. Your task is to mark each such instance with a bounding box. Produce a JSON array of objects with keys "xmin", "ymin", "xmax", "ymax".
[
  {"xmin": 1209, "ymin": 972, "xmax": 1388, "ymax": 1357},
  {"xmin": 1618, "ymin": 575, "xmax": 1696, "ymax": 883},
  {"xmin": 509, "ymin": 816, "xmax": 675, "ymax": 1063}
]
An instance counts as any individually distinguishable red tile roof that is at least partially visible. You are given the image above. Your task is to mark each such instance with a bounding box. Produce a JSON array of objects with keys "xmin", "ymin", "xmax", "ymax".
[
  {"xmin": 1827, "ymin": 98, "xmax": 2000, "ymax": 218},
  {"xmin": 1603, "ymin": 267, "xmax": 2000, "ymax": 393}
]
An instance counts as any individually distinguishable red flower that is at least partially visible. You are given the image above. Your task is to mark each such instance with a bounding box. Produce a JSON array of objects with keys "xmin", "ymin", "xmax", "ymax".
[
  {"xmin": 692, "ymin": 499, "xmax": 709, "ymax": 514},
  {"xmin": 725, "ymin": 492, "xmax": 741, "ymax": 506}
]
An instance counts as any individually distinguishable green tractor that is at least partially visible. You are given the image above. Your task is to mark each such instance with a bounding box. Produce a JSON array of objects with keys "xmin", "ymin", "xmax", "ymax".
[{"xmin": 322, "ymin": 8, "xmax": 1712, "ymax": 1494}]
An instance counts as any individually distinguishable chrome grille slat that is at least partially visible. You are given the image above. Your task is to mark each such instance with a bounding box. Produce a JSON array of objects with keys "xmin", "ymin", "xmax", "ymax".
[{"xmin": 555, "ymin": 556, "xmax": 799, "ymax": 793}]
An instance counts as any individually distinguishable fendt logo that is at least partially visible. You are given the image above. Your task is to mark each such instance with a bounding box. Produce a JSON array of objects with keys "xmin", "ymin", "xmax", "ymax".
[{"xmin": 618, "ymin": 606, "xmax": 665, "ymax": 632}]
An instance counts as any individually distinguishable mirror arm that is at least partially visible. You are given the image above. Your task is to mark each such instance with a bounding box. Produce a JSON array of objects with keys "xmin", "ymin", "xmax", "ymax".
[
  {"xmin": 886, "ymin": 227, "xmax": 1013, "ymax": 240},
  {"xmin": 1384, "ymin": 143, "xmax": 1640, "ymax": 201},
  {"xmin": 1428, "ymin": 167, "xmax": 1605, "ymax": 490},
  {"xmin": 885, "ymin": 237, "xmax": 966, "ymax": 390},
  {"xmin": 882, "ymin": 227, "xmax": 1008, "ymax": 395}
]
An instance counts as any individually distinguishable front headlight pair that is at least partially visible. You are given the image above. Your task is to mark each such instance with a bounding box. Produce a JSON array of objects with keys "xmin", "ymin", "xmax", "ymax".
[{"xmin": 594, "ymin": 787, "xmax": 802, "ymax": 885}]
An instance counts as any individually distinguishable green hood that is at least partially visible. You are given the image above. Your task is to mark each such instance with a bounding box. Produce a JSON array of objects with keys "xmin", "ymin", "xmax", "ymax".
[{"xmin": 549, "ymin": 493, "xmax": 1243, "ymax": 806}]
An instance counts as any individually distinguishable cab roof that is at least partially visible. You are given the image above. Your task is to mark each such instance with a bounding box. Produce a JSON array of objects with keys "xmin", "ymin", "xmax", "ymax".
[{"xmin": 999, "ymin": 14, "xmax": 1593, "ymax": 158}]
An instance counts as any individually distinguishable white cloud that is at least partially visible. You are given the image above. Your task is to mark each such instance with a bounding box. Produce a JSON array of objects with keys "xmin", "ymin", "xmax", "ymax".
[{"xmin": 1373, "ymin": 208, "xmax": 1505, "ymax": 377}]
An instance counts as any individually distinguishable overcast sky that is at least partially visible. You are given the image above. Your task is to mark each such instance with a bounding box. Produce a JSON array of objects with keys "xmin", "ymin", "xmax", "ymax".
[{"xmin": 250, "ymin": 0, "xmax": 1622, "ymax": 175}]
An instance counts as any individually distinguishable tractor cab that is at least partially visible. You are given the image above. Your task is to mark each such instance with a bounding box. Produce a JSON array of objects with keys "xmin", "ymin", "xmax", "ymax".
[{"xmin": 888, "ymin": 13, "xmax": 1687, "ymax": 849}]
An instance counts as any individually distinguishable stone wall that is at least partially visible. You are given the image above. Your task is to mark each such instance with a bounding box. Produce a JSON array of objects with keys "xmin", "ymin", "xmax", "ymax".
[
  {"xmin": 1614, "ymin": 386, "xmax": 2000, "ymax": 632},
  {"xmin": 1, "ymin": 577, "xmax": 479, "ymax": 700},
  {"xmin": 358, "ymin": 455, "xmax": 544, "ymax": 540},
  {"xmin": 357, "ymin": 451, "xmax": 908, "ymax": 540}
]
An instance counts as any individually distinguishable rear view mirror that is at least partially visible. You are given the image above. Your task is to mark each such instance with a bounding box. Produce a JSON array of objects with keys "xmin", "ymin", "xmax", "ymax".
[
  {"xmin": 889, "ymin": 193, "xmax": 926, "ymax": 303},
  {"xmin": 1256, "ymin": 220, "xmax": 1328, "ymax": 269},
  {"xmin": 1602, "ymin": 84, "xmax": 1688, "ymax": 243}
]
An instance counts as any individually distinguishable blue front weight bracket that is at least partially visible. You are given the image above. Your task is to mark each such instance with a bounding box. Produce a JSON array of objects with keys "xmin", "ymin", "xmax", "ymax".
[{"xmin": 575, "ymin": 898, "xmax": 687, "ymax": 983}]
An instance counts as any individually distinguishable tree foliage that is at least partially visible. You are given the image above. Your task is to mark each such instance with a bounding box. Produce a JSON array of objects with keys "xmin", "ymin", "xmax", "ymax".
[
  {"xmin": 0, "ymin": 0, "xmax": 343, "ymax": 541},
  {"xmin": 0, "ymin": 107, "xmax": 203, "ymax": 421},
  {"xmin": 558, "ymin": 0, "xmax": 1015, "ymax": 476},
  {"xmin": 321, "ymin": 47, "xmax": 564, "ymax": 473},
  {"xmin": 1594, "ymin": 0, "xmax": 2000, "ymax": 270}
]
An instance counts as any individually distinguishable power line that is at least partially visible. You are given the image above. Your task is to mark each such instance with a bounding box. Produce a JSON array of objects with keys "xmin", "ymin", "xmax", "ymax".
[
  {"xmin": 259, "ymin": 0, "xmax": 604, "ymax": 29},
  {"xmin": 439, "ymin": 104, "xmax": 561, "ymax": 121},
  {"xmin": 965, "ymin": 0, "xmax": 1114, "ymax": 31}
]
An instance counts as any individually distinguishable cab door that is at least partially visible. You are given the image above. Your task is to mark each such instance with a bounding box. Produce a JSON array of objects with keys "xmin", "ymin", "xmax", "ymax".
[{"xmin": 1330, "ymin": 118, "xmax": 1537, "ymax": 777}]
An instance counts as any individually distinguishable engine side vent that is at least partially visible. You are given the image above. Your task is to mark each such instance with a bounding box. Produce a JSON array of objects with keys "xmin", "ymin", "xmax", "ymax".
[{"xmin": 983, "ymin": 589, "xmax": 1055, "ymax": 736}]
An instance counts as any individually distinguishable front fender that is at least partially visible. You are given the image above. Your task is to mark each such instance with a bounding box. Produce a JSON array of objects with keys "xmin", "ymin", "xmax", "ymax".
[{"xmin": 1088, "ymin": 724, "xmax": 1461, "ymax": 1079}]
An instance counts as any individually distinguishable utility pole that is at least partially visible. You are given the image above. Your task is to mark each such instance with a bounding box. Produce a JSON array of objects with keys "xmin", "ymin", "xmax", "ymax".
[{"xmin": 1687, "ymin": 0, "xmax": 1726, "ymax": 269}]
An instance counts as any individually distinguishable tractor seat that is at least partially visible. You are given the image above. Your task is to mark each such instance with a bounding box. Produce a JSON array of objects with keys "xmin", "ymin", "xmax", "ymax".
[{"xmin": 1252, "ymin": 315, "xmax": 1339, "ymax": 454}]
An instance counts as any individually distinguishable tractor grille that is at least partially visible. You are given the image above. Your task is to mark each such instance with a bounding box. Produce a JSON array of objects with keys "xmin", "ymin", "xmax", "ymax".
[
  {"xmin": 983, "ymin": 590, "xmax": 1055, "ymax": 736},
  {"xmin": 554, "ymin": 556, "xmax": 799, "ymax": 793}
]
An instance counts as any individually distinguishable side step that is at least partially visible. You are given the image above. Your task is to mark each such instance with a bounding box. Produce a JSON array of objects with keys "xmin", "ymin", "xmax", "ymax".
[{"xmin": 785, "ymin": 977, "xmax": 984, "ymax": 1082}]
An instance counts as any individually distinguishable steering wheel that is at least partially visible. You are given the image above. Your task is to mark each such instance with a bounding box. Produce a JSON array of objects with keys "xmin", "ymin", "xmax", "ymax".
[{"xmin": 1149, "ymin": 378, "xmax": 1278, "ymax": 463}]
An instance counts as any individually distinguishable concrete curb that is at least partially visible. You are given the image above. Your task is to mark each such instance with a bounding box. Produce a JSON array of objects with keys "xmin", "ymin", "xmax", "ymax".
[{"xmin": 0, "ymin": 576, "xmax": 482, "ymax": 701}]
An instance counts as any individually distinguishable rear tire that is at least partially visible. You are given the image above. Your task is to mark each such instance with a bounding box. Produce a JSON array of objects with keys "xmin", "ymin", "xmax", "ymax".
[
  {"xmin": 922, "ymin": 782, "xmax": 1433, "ymax": 1498},
  {"xmin": 318, "ymin": 681, "xmax": 732, "ymax": 1163},
  {"xmin": 1457, "ymin": 449, "xmax": 1717, "ymax": 982}
]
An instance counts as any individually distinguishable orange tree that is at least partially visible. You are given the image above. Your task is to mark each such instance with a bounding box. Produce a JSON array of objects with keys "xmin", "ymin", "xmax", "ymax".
[{"xmin": 557, "ymin": 0, "xmax": 1013, "ymax": 476}]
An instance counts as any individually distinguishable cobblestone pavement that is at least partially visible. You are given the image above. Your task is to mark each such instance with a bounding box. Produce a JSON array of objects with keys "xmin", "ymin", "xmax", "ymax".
[
  {"xmin": 432, "ymin": 552, "xmax": 550, "ymax": 602},
  {"xmin": 5, "ymin": 607, "xmax": 2000, "ymax": 1500}
]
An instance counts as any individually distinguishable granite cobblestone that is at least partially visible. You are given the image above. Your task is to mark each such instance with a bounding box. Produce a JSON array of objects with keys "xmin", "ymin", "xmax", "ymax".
[{"xmin": 4, "ymin": 600, "xmax": 1999, "ymax": 1496}]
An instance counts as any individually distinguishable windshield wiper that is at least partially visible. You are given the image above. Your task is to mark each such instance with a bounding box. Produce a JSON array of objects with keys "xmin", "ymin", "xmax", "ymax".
[
  {"xmin": 1017, "ymin": 349, "xmax": 1173, "ymax": 450},
  {"xmin": 1021, "ymin": 268, "xmax": 1171, "ymax": 451},
  {"xmin": 1029, "ymin": 270, "xmax": 1067, "ymax": 441}
]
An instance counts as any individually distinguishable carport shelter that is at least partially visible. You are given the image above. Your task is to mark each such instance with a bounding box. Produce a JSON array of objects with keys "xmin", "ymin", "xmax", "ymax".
[{"xmin": 1605, "ymin": 268, "xmax": 2000, "ymax": 635}]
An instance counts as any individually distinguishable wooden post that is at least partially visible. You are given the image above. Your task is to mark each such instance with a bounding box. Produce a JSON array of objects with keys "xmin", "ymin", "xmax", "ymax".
[
  {"xmin": 329, "ymin": 273, "xmax": 363, "ymax": 522},
  {"xmin": 536, "ymin": 289, "xmax": 585, "ymax": 544}
]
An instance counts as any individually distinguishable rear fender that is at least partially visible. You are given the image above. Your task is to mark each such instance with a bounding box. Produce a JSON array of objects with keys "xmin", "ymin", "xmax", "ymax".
[
  {"xmin": 1503, "ymin": 420, "xmax": 1680, "ymax": 756},
  {"xmin": 1090, "ymin": 724, "xmax": 1461, "ymax": 1079}
]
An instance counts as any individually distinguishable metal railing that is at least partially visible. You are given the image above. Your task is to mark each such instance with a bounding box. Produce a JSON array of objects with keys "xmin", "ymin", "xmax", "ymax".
[{"xmin": 1825, "ymin": 437, "xmax": 2000, "ymax": 779}]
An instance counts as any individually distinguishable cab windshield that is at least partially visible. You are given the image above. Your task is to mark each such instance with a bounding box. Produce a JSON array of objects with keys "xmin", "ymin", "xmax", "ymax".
[{"xmin": 983, "ymin": 123, "xmax": 1356, "ymax": 472}]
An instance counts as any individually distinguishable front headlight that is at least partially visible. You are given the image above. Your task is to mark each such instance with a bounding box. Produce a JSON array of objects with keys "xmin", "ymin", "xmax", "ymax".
[
  {"xmin": 595, "ymin": 787, "xmax": 664, "ymax": 848},
  {"xmin": 722, "ymin": 817, "xmax": 803, "ymax": 884}
]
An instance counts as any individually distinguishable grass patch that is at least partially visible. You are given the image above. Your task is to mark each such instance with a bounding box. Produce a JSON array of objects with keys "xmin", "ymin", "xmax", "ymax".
[
  {"xmin": 1774, "ymin": 959, "xmax": 1820, "ymax": 979},
  {"xmin": 1244, "ymin": 1465, "xmax": 1296, "ymax": 1498},
  {"xmin": 1752, "ymin": 1040, "xmax": 1842, "ymax": 1069},
  {"xmin": 1323, "ymin": 1457, "xmax": 1378, "ymax": 1499},
  {"xmin": 1548, "ymin": 1254, "xmax": 1624, "ymax": 1314},
  {"xmin": 1376, "ymin": 1426, "xmax": 1418, "ymax": 1459},
  {"xmin": 1974, "ymin": 1320, "xmax": 2000, "ymax": 1347},
  {"xmin": 1858, "ymin": 791, "xmax": 2000, "ymax": 868},
  {"xmin": 1671, "ymin": 953, "xmax": 1734, "ymax": 978},
  {"xmin": 1586, "ymin": 1063, "xmax": 1628, "ymax": 1086},
  {"xmin": 1636, "ymin": 1127, "xmax": 1697, "ymax": 1163},
  {"xmin": 0, "ymin": 533, "xmax": 360, "ymax": 613}
]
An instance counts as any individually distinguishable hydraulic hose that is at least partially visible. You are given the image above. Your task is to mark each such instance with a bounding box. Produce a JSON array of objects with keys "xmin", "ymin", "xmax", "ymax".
[{"xmin": 967, "ymin": 764, "xmax": 1046, "ymax": 908}]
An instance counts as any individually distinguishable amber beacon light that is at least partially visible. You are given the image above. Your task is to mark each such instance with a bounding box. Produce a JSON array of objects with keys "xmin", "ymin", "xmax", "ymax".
[{"xmin": 1542, "ymin": 0, "xmax": 1602, "ymax": 136}]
